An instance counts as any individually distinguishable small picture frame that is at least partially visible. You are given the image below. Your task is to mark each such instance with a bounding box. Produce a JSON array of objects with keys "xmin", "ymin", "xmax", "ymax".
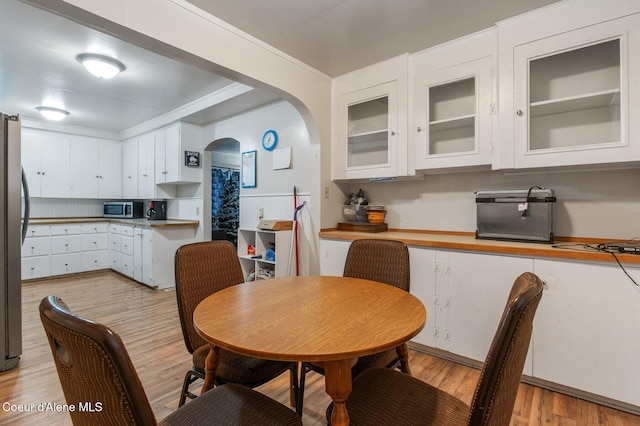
[
  {"xmin": 185, "ymin": 151, "xmax": 200, "ymax": 167},
  {"xmin": 241, "ymin": 150, "xmax": 257, "ymax": 188}
]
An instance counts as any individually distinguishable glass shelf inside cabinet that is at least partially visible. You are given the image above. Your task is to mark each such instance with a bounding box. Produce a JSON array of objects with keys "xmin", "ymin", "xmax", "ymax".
[
  {"xmin": 347, "ymin": 96, "xmax": 390, "ymax": 167},
  {"xmin": 528, "ymin": 39, "xmax": 621, "ymax": 151},
  {"xmin": 429, "ymin": 77, "xmax": 476, "ymax": 155}
]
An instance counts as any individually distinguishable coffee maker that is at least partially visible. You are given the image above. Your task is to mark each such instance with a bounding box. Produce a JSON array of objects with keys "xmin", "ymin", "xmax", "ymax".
[{"xmin": 146, "ymin": 200, "xmax": 167, "ymax": 220}]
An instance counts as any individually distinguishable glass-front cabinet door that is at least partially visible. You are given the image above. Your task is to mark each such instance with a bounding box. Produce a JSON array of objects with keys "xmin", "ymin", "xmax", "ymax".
[
  {"xmin": 347, "ymin": 94, "xmax": 390, "ymax": 168},
  {"xmin": 414, "ymin": 56, "xmax": 493, "ymax": 170},
  {"xmin": 512, "ymin": 15, "xmax": 640, "ymax": 168},
  {"xmin": 334, "ymin": 81, "xmax": 401, "ymax": 179}
]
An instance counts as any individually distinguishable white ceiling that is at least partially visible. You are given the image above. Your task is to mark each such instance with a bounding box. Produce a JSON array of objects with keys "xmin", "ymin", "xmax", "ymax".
[
  {"xmin": 185, "ymin": 0, "xmax": 561, "ymax": 77},
  {"xmin": 0, "ymin": 0, "xmax": 279, "ymax": 135},
  {"xmin": 1, "ymin": 0, "xmax": 560, "ymax": 136}
]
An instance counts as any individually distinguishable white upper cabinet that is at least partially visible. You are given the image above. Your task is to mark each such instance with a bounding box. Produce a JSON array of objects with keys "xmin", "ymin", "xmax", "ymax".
[
  {"xmin": 332, "ymin": 54, "xmax": 410, "ymax": 180},
  {"xmin": 155, "ymin": 122, "xmax": 202, "ymax": 185},
  {"xmin": 21, "ymin": 129, "xmax": 70, "ymax": 198},
  {"xmin": 122, "ymin": 133, "xmax": 156, "ymax": 199},
  {"xmin": 497, "ymin": 1, "xmax": 640, "ymax": 169},
  {"xmin": 412, "ymin": 29, "xmax": 496, "ymax": 171},
  {"xmin": 70, "ymin": 136, "xmax": 122, "ymax": 199},
  {"xmin": 138, "ymin": 132, "xmax": 156, "ymax": 199},
  {"xmin": 122, "ymin": 137, "xmax": 138, "ymax": 199}
]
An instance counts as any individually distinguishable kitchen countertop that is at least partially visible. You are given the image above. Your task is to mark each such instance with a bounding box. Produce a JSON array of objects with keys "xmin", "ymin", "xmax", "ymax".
[
  {"xmin": 28, "ymin": 217, "xmax": 199, "ymax": 228},
  {"xmin": 319, "ymin": 229, "xmax": 640, "ymax": 265}
]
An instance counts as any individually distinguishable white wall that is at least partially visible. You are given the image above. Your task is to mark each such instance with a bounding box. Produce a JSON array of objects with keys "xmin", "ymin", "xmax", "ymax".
[
  {"xmin": 348, "ymin": 167, "xmax": 640, "ymax": 240},
  {"xmin": 201, "ymin": 100, "xmax": 316, "ymax": 275}
]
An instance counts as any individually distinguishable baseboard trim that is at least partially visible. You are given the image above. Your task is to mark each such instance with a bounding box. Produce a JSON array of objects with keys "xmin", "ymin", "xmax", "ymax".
[{"xmin": 408, "ymin": 342, "xmax": 640, "ymax": 416}]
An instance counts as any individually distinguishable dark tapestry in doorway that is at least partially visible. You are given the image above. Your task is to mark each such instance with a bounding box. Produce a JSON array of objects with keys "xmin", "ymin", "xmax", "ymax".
[{"xmin": 212, "ymin": 168, "xmax": 239, "ymax": 246}]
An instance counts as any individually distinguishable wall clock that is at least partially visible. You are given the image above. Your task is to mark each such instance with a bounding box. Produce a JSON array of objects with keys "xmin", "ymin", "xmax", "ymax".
[{"xmin": 262, "ymin": 130, "xmax": 278, "ymax": 151}]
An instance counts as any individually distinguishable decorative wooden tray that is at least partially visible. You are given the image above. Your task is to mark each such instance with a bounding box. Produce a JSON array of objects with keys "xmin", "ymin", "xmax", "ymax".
[{"xmin": 337, "ymin": 222, "xmax": 388, "ymax": 233}]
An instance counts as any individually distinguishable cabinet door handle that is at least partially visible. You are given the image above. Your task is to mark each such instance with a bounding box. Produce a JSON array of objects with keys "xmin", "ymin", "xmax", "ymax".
[
  {"xmin": 390, "ymin": 130, "xmax": 396, "ymax": 136},
  {"xmin": 516, "ymin": 109, "xmax": 524, "ymax": 116},
  {"xmin": 417, "ymin": 127, "xmax": 422, "ymax": 132}
]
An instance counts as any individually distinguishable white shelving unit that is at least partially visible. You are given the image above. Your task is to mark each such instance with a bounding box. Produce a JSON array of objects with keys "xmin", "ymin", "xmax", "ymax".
[{"xmin": 237, "ymin": 228, "xmax": 292, "ymax": 281}]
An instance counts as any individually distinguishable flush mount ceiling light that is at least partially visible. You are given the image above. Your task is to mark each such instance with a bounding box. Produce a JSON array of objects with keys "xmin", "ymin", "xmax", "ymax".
[
  {"xmin": 36, "ymin": 106, "xmax": 70, "ymax": 121},
  {"xmin": 76, "ymin": 53, "xmax": 126, "ymax": 79}
]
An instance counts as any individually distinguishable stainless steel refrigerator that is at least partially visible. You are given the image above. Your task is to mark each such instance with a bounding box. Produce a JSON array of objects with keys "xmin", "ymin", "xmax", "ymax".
[{"xmin": 1, "ymin": 112, "xmax": 27, "ymax": 371}]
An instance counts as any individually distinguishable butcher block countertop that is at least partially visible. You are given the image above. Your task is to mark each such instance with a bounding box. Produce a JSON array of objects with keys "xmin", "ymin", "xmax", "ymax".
[
  {"xmin": 319, "ymin": 229, "xmax": 640, "ymax": 265},
  {"xmin": 28, "ymin": 217, "xmax": 199, "ymax": 228}
]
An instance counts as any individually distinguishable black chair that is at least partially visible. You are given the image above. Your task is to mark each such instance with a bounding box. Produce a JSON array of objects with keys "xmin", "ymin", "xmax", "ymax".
[
  {"xmin": 175, "ymin": 241, "xmax": 298, "ymax": 407},
  {"xmin": 39, "ymin": 295, "xmax": 302, "ymax": 426},
  {"xmin": 326, "ymin": 272, "xmax": 544, "ymax": 426},
  {"xmin": 297, "ymin": 238, "xmax": 411, "ymax": 414}
]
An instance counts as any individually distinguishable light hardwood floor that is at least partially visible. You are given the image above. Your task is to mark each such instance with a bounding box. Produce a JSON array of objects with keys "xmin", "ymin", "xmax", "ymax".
[{"xmin": 1, "ymin": 271, "xmax": 639, "ymax": 425}]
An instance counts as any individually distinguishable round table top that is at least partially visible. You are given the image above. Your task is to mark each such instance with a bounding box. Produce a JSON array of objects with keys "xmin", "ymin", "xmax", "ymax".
[{"xmin": 193, "ymin": 275, "xmax": 426, "ymax": 362}]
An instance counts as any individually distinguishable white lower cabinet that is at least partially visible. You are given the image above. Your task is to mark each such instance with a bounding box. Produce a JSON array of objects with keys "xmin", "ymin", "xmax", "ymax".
[
  {"xmin": 133, "ymin": 227, "xmax": 153, "ymax": 287},
  {"xmin": 532, "ymin": 258, "xmax": 640, "ymax": 407},
  {"xmin": 109, "ymin": 223, "xmax": 195, "ymax": 289},
  {"xmin": 22, "ymin": 256, "xmax": 51, "ymax": 280},
  {"xmin": 109, "ymin": 224, "xmax": 134, "ymax": 278},
  {"xmin": 47, "ymin": 224, "xmax": 83, "ymax": 275},
  {"xmin": 319, "ymin": 237, "xmax": 640, "ymax": 408},
  {"xmin": 22, "ymin": 222, "xmax": 109, "ymax": 279},
  {"xmin": 22, "ymin": 225, "xmax": 52, "ymax": 279},
  {"xmin": 409, "ymin": 248, "xmax": 533, "ymax": 373},
  {"xmin": 319, "ymin": 239, "xmax": 352, "ymax": 277}
]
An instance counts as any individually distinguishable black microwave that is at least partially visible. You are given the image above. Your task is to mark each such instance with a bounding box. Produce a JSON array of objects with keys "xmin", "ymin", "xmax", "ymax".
[{"xmin": 103, "ymin": 201, "xmax": 144, "ymax": 219}]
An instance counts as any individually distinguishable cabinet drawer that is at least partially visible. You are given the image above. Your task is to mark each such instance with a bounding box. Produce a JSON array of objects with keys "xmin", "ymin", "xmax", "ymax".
[
  {"xmin": 50, "ymin": 224, "xmax": 82, "ymax": 236},
  {"xmin": 22, "ymin": 256, "xmax": 50, "ymax": 279},
  {"xmin": 121, "ymin": 254, "xmax": 134, "ymax": 277},
  {"xmin": 109, "ymin": 234, "xmax": 122, "ymax": 252},
  {"xmin": 120, "ymin": 225, "xmax": 135, "ymax": 237},
  {"xmin": 24, "ymin": 225, "xmax": 50, "ymax": 238},
  {"xmin": 82, "ymin": 251, "xmax": 109, "ymax": 271},
  {"xmin": 109, "ymin": 251, "xmax": 122, "ymax": 271},
  {"xmin": 51, "ymin": 235, "xmax": 82, "ymax": 254},
  {"xmin": 82, "ymin": 234, "xmax": 108, "ymax": 251},
  {"xmin": 51, "ymin": 253, "xmax": 82, "ymax": 275},
  {"xmin": 110, "ymin": 223, "xmax": 122, "ymax": 234},
  {"xmin": 120, "ymin": 236, "xmax": 134, "ymax": 256},
  {"xmin": 22, "ymin": 237, "xmax": 50, "ymax": 257},
  {"xmin": 81, "ymin": 222, "xmax": 109, "ymax": 234}
]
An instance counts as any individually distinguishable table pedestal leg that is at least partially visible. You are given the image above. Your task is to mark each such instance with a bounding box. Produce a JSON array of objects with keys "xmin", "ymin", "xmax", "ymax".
[
  {"xmin": 324, "ymin": 358, "xmax": 353, "ymax": 426},
  {"xmin": 201, "ymin": 345, "xmax": 219, "ymax": 393},
  {"xmin": 396, "ymin": 343, "xmax": 412, "ymax": 375}
]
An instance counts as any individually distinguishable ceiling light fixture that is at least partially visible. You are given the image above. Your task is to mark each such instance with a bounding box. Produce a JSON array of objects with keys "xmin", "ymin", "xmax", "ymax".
[
  {"xmin": 36, "ymin": 106, "xmax": 70, "ymax": 121},
  {"xmin": 76, "ymin": 53, "xmax": 126, "ymax": 79}
]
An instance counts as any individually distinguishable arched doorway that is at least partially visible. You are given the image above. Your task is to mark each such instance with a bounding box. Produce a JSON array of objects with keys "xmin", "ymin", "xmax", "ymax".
[{"xmin": 204, "ymin": 138, "xmax": 240, "ymax": 245}]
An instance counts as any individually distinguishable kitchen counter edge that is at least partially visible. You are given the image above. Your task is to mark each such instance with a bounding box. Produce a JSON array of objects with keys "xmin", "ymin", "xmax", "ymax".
[
  {"xmin": 28, "ymin": 217, "xmax": 199, "ymax": 228},
  {"xmin": 319, "ymin": 229, "xmax": 640, "ymax": 265}
]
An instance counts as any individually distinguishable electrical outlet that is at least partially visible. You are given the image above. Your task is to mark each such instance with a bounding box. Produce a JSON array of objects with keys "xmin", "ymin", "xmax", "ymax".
[
  {"xmin": 259, "ymin": 208, "xmax": 264, "ymax": 220},
  {"xmin": 324, "ymin": 186, "xmax": 329, "ymax": 198},
  {"xmin": 195, "ymin": 206, "xmax": 200, "ymax": 216}
]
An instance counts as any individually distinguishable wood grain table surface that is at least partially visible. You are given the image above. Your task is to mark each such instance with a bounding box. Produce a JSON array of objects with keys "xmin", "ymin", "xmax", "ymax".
[{"xmin": 193, "ymin": 275, "xmax": 426, "ymax": 426}]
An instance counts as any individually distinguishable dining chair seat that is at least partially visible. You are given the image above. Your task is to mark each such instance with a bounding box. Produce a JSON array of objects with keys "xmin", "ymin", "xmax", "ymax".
[
  {"xmin": 329, "ymin": 367, "xmax": 470, "ymax": 426},
  {"xmin": 192, "ymin": 344, "xmax": 295, "ymax": 387}
]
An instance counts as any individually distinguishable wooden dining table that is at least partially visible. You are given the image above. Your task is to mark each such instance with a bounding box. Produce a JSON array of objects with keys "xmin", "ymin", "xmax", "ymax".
[{"xmin": 193, "ymin": 275, "xmax": 426, "ymax": 426}]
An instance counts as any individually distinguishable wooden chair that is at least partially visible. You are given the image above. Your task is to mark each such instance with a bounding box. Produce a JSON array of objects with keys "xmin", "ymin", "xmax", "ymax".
[
  {"xmin": 39, "ymin": 295, "xmax": 302, "ymax": 426},
  {"xmin": 297, "ymin": 238, "xmax": 410, "ymax": 414},
  {"xmin": 326, "ymin": 271, "xmax": 544, "ymax": 426},
  {"xmin": 175, "ymin": 241, "xmax": 298, "ymax": 407}
]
